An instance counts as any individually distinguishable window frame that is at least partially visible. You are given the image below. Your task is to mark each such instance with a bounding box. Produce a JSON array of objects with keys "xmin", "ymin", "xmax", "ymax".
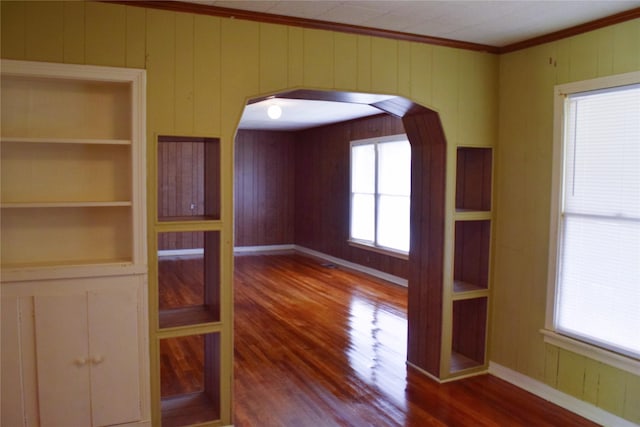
[
  {"xmin": 348, "ymin": 133, "xmax": 410, "ymax": 259},
  {"xmin": 544, "ymin": 71, "xmax": 640, "ymax": 375}
]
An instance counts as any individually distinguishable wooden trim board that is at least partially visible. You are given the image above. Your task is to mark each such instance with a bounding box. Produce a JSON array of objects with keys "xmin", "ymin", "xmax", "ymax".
[
  {"xmin": 488, "ymin": 362, "xmax": 638, "ymax": 427},
  {"xmin": 105, "ymin": 1, "xmax": 640, "ymax": 54}
]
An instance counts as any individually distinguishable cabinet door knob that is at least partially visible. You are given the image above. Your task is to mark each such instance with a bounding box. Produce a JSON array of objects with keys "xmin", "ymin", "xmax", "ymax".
[
  {"xmin": 91, "ymin": 355, "xmax": 104, "ymax": 365},
  {"xmin": 74, "ymin": 358, "xmax": 87, "ymax": 366}
]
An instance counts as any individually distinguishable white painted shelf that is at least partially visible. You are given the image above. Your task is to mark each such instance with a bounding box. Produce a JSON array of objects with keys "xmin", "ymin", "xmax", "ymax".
[
  {"xmin": 1, "ymin": 136, "xmax": 131, "ymax": 145},
  {"xmin": 1, "ymin": 201, "xmax": 132, "ymax": 208}
]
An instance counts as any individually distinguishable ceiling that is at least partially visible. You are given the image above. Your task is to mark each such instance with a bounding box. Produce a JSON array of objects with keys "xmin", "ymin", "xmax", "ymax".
[
  {"xmin": 218, "ymin": 0, "xmax": 640, "ymax": 131},
  {"xmin": 189, "ymin": 0, "xmax": 639, "ymax": 47},
  {"xmin": 239, "ymin": 98, "xmax": 389, "ymax": 131}
]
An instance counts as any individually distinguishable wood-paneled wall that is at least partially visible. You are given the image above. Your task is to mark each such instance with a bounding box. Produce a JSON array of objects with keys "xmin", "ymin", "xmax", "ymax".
[
  {"xmin": 234, "ymin": 130, "xmax": 295, "ymax": 247},
  {"xmin": 157, "ymin": 136, "xmax": 220, "ymax": 251},
  {"xmin": 158, "ymin": 139, "xmax": 204, "ymax": 251},
  {"xmin": 233, "ymin": 115, "xmax": 409, "ymax": 279},
  {"xmin": 233, "ymin": 103, "xmax": 449, "ymax": 377},
  {"xmin": 402, "ymin": 111, "xmax": 447, "ymax": 375},
  {"xmin": 294, "ymin": 114, "xmax": 409, "ymax": 279},
  {"xmin": 158, "ymin": 140, "xmax": 205, "ymax": 219}
]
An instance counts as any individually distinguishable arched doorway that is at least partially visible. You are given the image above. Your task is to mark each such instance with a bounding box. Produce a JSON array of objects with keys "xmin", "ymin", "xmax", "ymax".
[{"xmin": 235, "ymin": 89, "xmax": 447, "ymax": 376}]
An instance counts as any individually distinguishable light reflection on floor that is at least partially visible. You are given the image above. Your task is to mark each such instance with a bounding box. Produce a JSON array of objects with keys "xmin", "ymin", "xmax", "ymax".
[{"xmin": 347, "ymin": 294, "xmax": 408, "ymax": 415}]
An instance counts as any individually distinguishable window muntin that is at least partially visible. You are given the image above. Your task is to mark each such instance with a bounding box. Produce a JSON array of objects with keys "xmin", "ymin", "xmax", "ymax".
[
  {"xmin": 350, "ymin": 135, "xmax": 411, "ymax": 254},
  {"xmin": 550, "ymin": 77, "xmax": 640, "ymax": 360}
]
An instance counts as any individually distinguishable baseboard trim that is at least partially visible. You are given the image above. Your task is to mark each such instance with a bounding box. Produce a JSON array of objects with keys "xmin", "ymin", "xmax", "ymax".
[
  {"xmin": 122, "ymin": 420, "xmax": 151, "ymax": 427},
  {"xmin": 233, "ymin": 244, "xmax": 296, "ymax": 255},
  {"xmin": 488, "ymin": 362, "xmax": 637, "ymax": 427},
  {"xmin": 232, "ymin": 244, "xmax": 408, "ymax": 286},
  {"xmin": 406, "ymin": 361, "xmax": 443, "ymax": 383},
  {"xmin": 158, "ymin": 249, "xmax": 204, "ymax": 257},
  {"xmin": 294, "ymin": 245, "xmax": 408, "ymax": 287},
  {"xmin": 160, "ymin": 245, "xmax": 407, "ymax": 288}
]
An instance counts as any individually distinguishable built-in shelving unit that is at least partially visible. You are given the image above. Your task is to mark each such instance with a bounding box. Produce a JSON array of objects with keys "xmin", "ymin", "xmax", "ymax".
[
  {"xmin": 155, "ymin": 135, "xmax": 223, "ymax": 426},
  {"xmin": 159, "ymin": 333, "xmax": 221, "ymax": 427},
  {"xmin": 158, "ymin": 230, "xmax": 221, "ymax": 329},
  {"xmin": 446, "ymin": 146, "xmax": 493, "ymax": 377},
  {"xmin": 0, "ymin": 59, "xmax": 149, "ymax": 427},
  {"xmin": 157, "ymin": 136, "xmax": 220, "ymax": 222},
  {"xmin": 450, "ymin": 297, "xmax": 488, "ymax": 372},
  {"xmin": 453, "ymin": 220, "xmax": 491, "ymax": 294},
  {"xmin": 0, "ymin": 79, "xmax": 138, "ymax": 273},
  {"xmin": 455, "ymin": 147, "xmax": 492, "ymax": 212}
]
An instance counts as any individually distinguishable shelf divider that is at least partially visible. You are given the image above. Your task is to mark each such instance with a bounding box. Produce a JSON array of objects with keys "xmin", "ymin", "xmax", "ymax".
[
  {"xmin": 1, "ymin": 201, "xmax": 132, "ymax": 208},
  {"xmin": 450, "ymin": 351, "xmax": 483, "ymax": 373},
  {"xmin": 1, "ymin": 136, "xmax": 131, "ymax": 145}
]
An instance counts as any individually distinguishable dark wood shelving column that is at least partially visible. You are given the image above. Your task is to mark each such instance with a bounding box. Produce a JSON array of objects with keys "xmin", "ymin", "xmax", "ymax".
[
  {"xmin": 154, "ymin": 135, "xmax": 224, "ymax": 426},
  {"xmin": 448, "ymin": 147, "xmax": 493, "ymax": 378}
]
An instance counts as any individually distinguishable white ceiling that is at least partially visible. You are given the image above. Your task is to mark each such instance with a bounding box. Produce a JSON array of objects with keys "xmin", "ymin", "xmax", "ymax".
[
  {"xmin": 215, "ymin": 0, "xmax": 640, "ymax": 131},
  {"xmin": 239, "ymin": 98, "xmax": 389, "ymax": 131},
  {"xmin": 189, "ymin": 0, "xmax": 639, "ymax": 47}
]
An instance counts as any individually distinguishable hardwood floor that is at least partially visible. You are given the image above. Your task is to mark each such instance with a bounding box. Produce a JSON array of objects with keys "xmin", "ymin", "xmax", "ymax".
[{"xmin": 160, "ymin": 253, "xmax": 599, "ymax": 427}]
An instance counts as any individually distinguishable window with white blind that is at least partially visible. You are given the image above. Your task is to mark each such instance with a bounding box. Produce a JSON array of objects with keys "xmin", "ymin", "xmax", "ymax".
[
  {"xmin": 545, "ymin": 72, "xmax": 640, "ymax": 369},
  {"xmin": 350, "ymin": 135, "xmax": 411, "ymax": 256}
]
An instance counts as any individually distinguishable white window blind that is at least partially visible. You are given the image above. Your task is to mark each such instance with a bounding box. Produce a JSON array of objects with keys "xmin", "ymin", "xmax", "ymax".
[
  {"xmin": 350, "ymin": 136, "xmax": 411, "ymax": 254},
  {"xmin": 351, "ymin": 144, "xmax": 376, "ymax": 243},
  {"xmin": 556, "ymin": 83, "xmax": 640, "ymax": 359}
]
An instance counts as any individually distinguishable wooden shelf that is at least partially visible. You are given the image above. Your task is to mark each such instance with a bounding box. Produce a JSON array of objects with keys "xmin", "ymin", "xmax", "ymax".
[
  {"xmin": 454, "ymin": 220, "xmax": 490, "ymax": 290},
  {"xmin": 0, "ymin": 259, "xmax": 146, "ymax": 283},
  {"xmin": 450, "ymin": 351, "xmax": 483, "ymax": 373},
  {"xmin": 158, "ymin": 215, "xmax": 220, "ymax": 222},
  {"xmin": 157, "ymin": 136, "xmax": 221, "ymax": 222},
  {"xmin": 1, "ymin": 142, "xmax": 132, "ymax": 203},
  {"xmin": 159, "ymin": 306, "xmax": 219, "ymax": 330},
  {"xmin": 1, "ymin": 258, "xmax": 133, "ymax": 269},
  {"xmin": 452, "ymin": 291, "xmax": 489, "ymax": 302},
  {"xmin": 452, "ymin": 280, "xmax": 490, "ymax": 301},
  {"xmin": 158, "ymin": 231, "xmax": 221, "ymax": 329},
  {"xmin": 161, "ymin": 392, "xmax": 219, "ymax": 427},
  {"xmin": 451, "ymin": 297, "xmax": 487, "ymax": 373},
  {"xmin": 1, "ymin": 201, "xmax": 132, "ymax": 208},
  {"xmin": 160, "ymin": 333, "xmax": 221, "ymax": 426},
  {"xmin": 1, "ymin": 136, "xmax": 131, "ymax": 145},
  {"xmin": 1, "ymin": 71, "xmax": 132, "ymax": 141},
  {"xmin": 1, "ymin": 206, "xmax": 133, "ymax": 268},
  {"xmin": 454, "ymin": 210, "xmax": 491, "ymax": 221},
  {"xmin": 453, "ymin": 280, "xmax": 484, "ymax": 293},
  {"xmin": 456, "ymin": 147, "xmax": 492, "ymax": 211}
]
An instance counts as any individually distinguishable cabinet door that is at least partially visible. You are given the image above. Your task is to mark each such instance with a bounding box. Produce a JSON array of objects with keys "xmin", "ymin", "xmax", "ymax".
[
  {"xmin": 88, "ymin": 286, "xmax": 141, "ymax": 426},
  {"xmin": 34, "ymin": 294, "xmax": 92, "ymax": 427},
  {"xmin": 2, "ymin": 296, "xmax": 25, "ymax": 427},
  {"xmin": 34, "ymin": 285, "xmax": 142, "ymax": 427}
]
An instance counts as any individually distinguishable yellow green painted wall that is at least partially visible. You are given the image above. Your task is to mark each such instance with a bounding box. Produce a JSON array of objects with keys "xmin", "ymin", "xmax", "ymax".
[
  {"xmin": 493, "ymin": 18, "xmax": 640, "ymax": 423},
  {"xmin": 1, "ymin": 1, "xmax": 497, "ymax": 425},
  {"xmin": 3, "ymin": 0, "xmax": 638, "ymax": 424}
]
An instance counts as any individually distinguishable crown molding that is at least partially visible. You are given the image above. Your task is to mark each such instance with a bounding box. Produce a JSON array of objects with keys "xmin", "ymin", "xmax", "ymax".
[
  {"xmin": 104, "ymin": 0, "xmax": 499, "ymax": 53},
  {"xmin": 103, "ymin": 1, "xmax": 640, "ymax": 55},
  {"xmin": 499, "ymin": 7, "xmax": 640, "ymax": 53}
]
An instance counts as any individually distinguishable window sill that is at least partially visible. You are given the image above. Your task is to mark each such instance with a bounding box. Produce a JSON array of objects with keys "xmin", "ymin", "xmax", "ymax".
[
  {"xmin": 540, "ymin": 329, "xmax": 640, "ymax": 375},
  {"xmin": 347, "ymin": 240, "xmax": 409, "ymax": 260}
]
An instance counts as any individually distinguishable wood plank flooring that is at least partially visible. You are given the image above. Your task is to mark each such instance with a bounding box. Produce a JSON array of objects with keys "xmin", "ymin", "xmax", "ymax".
[{"xmin": 160, "ymin": 253, "xmax": 599, "ymax": 427}]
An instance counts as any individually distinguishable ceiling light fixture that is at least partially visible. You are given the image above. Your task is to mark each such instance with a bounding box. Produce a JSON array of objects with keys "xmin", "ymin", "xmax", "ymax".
[{"xmin": 267, "ymin": 104, "xmax": 282, "ymax": 120}]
